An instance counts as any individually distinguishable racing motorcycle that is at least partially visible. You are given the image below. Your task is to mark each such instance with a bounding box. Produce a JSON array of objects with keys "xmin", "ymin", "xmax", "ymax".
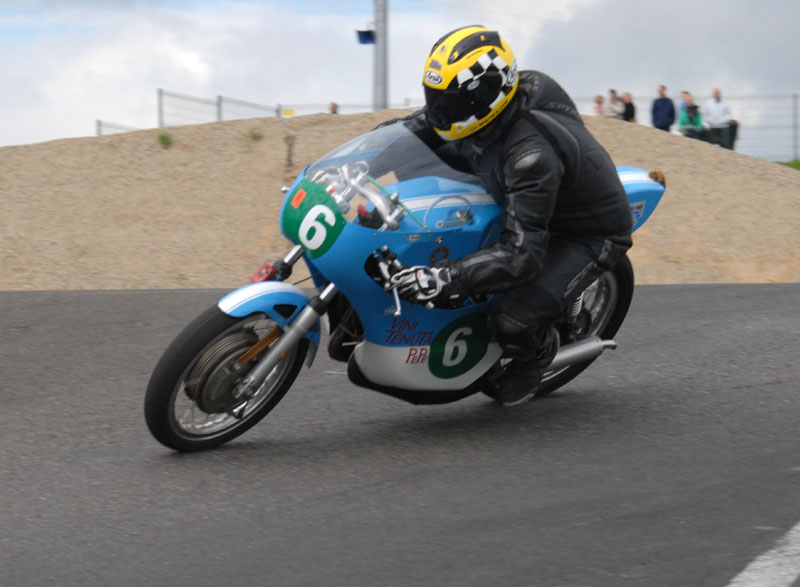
[{"xmin": 144, "ymin": 120, "xmax": 665, "ymax": 451}]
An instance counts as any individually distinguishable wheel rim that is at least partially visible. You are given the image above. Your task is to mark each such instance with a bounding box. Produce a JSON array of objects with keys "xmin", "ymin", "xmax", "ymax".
[
  {"xmin": 577, "ymin": 269, "xmax": 620, "ymax": 339},
  {"xmin": 169, "ymin": 314, "xmax": 298, "ymax": 439}
]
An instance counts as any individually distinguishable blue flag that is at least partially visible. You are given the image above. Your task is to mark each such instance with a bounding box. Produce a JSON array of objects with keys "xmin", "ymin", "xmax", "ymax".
[{"xmin": 356, "ymin": 30, "xmax": 375, "ymax": 44}]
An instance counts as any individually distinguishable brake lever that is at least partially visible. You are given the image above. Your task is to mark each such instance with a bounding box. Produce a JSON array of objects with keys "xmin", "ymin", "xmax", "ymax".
[
  {"xmin": 377, "ymin": 246, "xmax": 403, "ymax": 316},
  {"xmin": 390, "ymin": 287, "xmax": 402, "ymax": 316}
]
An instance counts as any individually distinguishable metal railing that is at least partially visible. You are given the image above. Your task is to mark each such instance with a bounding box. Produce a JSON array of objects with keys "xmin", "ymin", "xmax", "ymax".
[
  {"xmin": 97, "ymin": 89, "xmax": 799, "ymax": 162},
  {"xmin": 95, "ymin": 120, "xmax": 142, "ymax": 136},
  {"xmin": 155, "ymin": 88, "xmax": 420, "ymax": 123}
]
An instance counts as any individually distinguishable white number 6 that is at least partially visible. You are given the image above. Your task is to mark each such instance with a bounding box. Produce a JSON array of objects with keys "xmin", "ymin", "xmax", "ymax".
[
  {"xmin": 443, "ymin": 327, "xmax": 472, "ymax": 367},
  {"xmin": 299, "ymin": 205, "xmax": 336, "ymax": 250}
]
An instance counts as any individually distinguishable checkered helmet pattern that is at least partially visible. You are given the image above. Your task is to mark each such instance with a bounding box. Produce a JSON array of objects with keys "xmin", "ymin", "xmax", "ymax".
[
  {"xmin": 455, "ymin": 49, "xmax": 516, "ymax": 88},
  {"xmin": 453, "ymin": 49, "xmax": 517, "ymax": 121}
]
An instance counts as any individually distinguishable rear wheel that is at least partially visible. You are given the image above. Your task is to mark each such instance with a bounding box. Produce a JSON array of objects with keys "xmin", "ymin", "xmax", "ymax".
[
  {"xmin": 144, "ymin": 305, "xmax": 308, "ymax": 451},
  {"xmin": 481, "ymin": 256, "xmax": 634, "ymax": 401},
  {"xmin": 535, "ymin": 255, "xmax": 634, "ymax": 397}
]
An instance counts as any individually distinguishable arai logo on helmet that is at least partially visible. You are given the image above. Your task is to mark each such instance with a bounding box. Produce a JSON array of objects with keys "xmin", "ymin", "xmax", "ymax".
[
  {"xmin": 506, "ymin": 62, "xmax": 518, "ymax": 86},
  {"xmin": 424, "ymin": 69, "xmax": 443, "ymax": 86}
]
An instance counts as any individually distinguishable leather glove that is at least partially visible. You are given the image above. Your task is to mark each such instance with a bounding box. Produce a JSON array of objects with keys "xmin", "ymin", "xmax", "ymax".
[{"xmin": 389, "ymin": 265, "xmax": 460, "ymax": 307}]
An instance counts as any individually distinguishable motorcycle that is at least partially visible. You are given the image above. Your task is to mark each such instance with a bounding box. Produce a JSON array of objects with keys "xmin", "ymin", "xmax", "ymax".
[{"xmin": 144, "ymin": 120, "xmax": 665, "ymax": 451}]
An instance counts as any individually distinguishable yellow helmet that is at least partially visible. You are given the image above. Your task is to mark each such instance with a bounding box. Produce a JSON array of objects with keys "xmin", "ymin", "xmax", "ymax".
[{"xmin": 422, "ymin": 25, "xmax": 518, "ymax": 141}]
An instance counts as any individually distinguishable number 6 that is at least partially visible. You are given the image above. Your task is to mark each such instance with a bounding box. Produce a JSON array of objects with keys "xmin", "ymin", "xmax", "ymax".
[
  {"xmin": 299, "ymin": 205, "xmax": 336, "ymax": 250},
  {"xmin": 443, "ymin": 327, "xmax": 472, "ymax": 367}
]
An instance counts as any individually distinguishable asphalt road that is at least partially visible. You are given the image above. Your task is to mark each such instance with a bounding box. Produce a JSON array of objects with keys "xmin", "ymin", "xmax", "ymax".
[{"xmin": 1, "ymin": 285, "xmax": 799, "ymax": 587}]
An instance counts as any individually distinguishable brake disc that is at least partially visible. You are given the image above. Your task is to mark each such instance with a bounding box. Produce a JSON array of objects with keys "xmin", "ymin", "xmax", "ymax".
[{"xmin": 184, "ymin": 330, "xmax": 259, "ymax": 413}]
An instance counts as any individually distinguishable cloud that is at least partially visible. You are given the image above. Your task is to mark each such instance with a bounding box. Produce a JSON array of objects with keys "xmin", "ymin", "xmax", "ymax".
[
  {"xmin": 1, "ymin": 0, "xmax": 798, "ymax": 147},
  {"xmin": 516, "ymin": 0, "xmax": 800, "ymax": 98}
]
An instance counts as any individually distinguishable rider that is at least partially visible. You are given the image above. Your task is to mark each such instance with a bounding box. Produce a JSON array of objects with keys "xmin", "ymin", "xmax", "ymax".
[{"xmin": 388, "ymin": 26, "xmax": 634, "ymax": 406}]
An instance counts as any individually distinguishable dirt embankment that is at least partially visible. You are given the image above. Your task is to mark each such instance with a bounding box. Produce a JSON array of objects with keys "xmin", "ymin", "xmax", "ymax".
[{"xmin": 1, "ymin": 112, "xmax": 799, "ymax": 291}]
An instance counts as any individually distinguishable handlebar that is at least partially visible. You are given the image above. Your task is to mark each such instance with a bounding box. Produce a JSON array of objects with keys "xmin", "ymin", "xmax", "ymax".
[
  {"xmin": 312, "ymin": 162, "xmax": 405, "ymax": 231},
  {"xmin": 364, "ymin": 246, "xmax": 407, "ymax": 316}
]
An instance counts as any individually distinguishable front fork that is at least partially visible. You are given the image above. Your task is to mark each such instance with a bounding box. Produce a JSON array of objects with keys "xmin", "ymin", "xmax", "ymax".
[
  {"xmin": 251, "ymin": 244, "xmax": 306, "ymax": 283},
  {"xmin": 233, "ymin": 247, "xmax": 336, "ymax": 401}
]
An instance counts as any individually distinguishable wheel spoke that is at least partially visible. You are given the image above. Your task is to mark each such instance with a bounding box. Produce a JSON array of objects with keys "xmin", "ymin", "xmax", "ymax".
[{"xmin": 170, "ymin": 314, "xmax": 298, "ymax": 438}]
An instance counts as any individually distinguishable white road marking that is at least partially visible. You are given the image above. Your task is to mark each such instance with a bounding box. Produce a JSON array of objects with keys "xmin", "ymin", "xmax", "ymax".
[{"xmin": 726, "ymin": 520, "xmax": 800, "ymax": 586}]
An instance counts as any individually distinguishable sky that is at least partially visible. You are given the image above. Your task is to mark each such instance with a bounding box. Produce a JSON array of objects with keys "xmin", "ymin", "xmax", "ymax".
[{"xmin": 1, "ymin": 0, "xmax": 798, "ymax": 148}]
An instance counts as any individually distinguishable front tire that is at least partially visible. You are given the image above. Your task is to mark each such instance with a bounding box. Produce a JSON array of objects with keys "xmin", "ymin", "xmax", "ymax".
[{"xmin": 144, "ymin": 305, "xmax": 308, "ymax": 451}]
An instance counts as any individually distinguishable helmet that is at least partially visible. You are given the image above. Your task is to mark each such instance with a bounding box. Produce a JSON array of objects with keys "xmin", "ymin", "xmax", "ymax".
[{"xmin": 422, "ymin": 25, "xmax": 518, "ymax": 141}]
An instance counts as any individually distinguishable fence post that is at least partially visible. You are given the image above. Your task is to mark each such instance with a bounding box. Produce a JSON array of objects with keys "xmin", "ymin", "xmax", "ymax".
[
  {"xmin": 96, "ymin": 120, "xmax": 102, "ymax": 136},
  {"xmin": 793, "ymin": 93, "xmax": 799, "ymax": 162},
  {"xmin": 157, "ymin": 88, "xmax": 164, "ymax": 128},
  {"xmin": 217, "ymin": 95, "xmax": 223, "ymax": 122}
]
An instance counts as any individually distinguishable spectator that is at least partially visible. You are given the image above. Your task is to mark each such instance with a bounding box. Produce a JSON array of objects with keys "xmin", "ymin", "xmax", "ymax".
[
  {"xmin": 679, "ymin": 92, "xmax": 705, "ymax": 140},
  {"xmin": 679, "ymin": 90, "xmax": 690, "ymax": 112},
  {"xmin": 605, "ymin": 89, "xmax": 624, "ymax": 119},
  {"xmin": 622, "ymin": 92, "xmax": 636, "ymax": 122},
  {"xmin": 592, "ymin": 94, "xmax": 605, "ymax": 116},
  {"xmin": 651, "ymin": 85, "xmax": 676, "ymax": 131},
  {"xmin": 702, "ymin": 88, "xmax": 734, "ymax": 149},
  {"xmin": 329, "ymin": 102, "xmax": 339, "ymax": 114}
]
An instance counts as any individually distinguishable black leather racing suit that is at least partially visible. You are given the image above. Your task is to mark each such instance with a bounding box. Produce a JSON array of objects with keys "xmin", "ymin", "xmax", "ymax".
[{"xmin": 400, "ymin": 70, "xmax": 633, "ymax": 360}]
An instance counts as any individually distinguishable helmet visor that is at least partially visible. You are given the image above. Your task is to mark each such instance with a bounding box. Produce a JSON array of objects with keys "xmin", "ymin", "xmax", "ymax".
[{"xmin": 424, "ymin": 72, "xmax": 504, "ymax": 130}]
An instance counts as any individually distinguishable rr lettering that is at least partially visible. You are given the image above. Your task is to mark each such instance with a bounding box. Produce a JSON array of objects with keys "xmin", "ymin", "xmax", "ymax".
[{"xmin": 405, "ymin": 347, "xmax": 429, "ymax": 364}]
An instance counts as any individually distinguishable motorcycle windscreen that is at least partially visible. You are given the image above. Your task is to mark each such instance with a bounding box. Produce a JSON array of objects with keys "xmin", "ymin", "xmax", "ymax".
[{"xmin": 306, "ymin": 121, "xmax": 479, "ymax": 190}]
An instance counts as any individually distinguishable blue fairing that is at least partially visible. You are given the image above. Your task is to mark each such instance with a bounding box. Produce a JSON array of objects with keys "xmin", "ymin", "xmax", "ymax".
[
  {"xmin": 616, "ymin": 166, "xmax": 665, "ymax": 232},
  {"xmin": 278, "ymin": 126, "xmax": 665, "ymax": 343},
  {"xmin": 279, "ymin": 170, "xmax": 661, "ymax": 348},
  {"xmin": 217, "ymin": 282, "xmax": 320, "ymax": 345},
  {"xmin": 267, "ymin": 121, "xmax": 665, "ymax": 391}
]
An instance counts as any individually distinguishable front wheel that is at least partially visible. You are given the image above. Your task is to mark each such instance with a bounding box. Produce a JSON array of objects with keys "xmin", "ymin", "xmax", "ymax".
[{"xmin": 144, "ymin": 305, "xmax": 308, "ymax": 451}]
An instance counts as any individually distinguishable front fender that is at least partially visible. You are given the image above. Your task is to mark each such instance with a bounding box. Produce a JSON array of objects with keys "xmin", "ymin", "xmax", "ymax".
[{"xmin": 217, "ymin": 282, "xmax": 321, "ymax": 348}]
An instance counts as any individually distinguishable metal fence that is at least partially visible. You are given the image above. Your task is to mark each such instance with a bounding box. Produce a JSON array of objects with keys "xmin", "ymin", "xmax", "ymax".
[
  {"xmin": 95, "ymin": 120, "xmax": 141, "ymax": 136},
  {"xmin": 154, "ymin": 88, "xmax": 420, "ymax": 123},
  {"xmin": 97, "ymin": 89, "xmax": 799, "ymax": 162}
]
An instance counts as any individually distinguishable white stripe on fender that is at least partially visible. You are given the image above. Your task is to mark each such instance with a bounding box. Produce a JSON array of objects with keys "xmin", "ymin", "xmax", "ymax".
[
  {"xmin": 725, "ymin": 520, "xmax": 800, "ymax": 586},
  {"xmin": 218, "ymin": 281, "xmax": 308, "ymax": 314},
  {"xmin": 617, "ymin": 170, "xmax": 654, "ymax": 184}
]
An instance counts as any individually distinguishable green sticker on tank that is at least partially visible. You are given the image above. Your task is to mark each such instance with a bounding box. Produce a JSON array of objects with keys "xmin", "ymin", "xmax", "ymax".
[
  {"xmin": 281, "ymin": 178, "xmax": 346, "ymax": 259},
  {"xmin": 428, "ymin": 312, "xmax": 490, "ymax": 379}
]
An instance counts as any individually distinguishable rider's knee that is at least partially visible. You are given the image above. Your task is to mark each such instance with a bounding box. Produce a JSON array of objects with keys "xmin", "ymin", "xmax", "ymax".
[{"xmin": 488, "ymin": 287, "xmax": 561, "ymax": 353}]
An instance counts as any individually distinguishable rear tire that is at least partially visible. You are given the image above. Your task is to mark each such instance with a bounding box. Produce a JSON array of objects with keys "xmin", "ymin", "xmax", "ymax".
[{"xmin": 144, "ymin": 305, "xmax": 308, "ymax": 451}]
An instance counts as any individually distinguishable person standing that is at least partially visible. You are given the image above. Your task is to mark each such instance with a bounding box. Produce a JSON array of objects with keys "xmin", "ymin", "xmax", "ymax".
[
  {"xmin": 679, "ymin": 90, "xmax": 690, "ymax": 112},
  {"xmin": 703, "ymin": 88, "xmax": 734, "ymax": 148},
  {"xmin": 605, "ymin": 89, "xmax": 625, "ymax": 119},
  {"xmin": 679, "ymin": 92, "xmax": 705, "ymax": 140},
  {"xmin": 592, "ymin": 94, "xmax": 605, "ymax": 116},
  {"xmin": 622, "ymin": 92, "xmax": 636, "ymax": 122},
  {"xmin": 651, "ymin": 85, "xmax": 676, "ymax": 131}
]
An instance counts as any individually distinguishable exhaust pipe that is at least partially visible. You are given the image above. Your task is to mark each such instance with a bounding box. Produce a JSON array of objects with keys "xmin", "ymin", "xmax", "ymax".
[{"xmin": 546, "ymin": 336, "xmax": 617, "ymax": 372}]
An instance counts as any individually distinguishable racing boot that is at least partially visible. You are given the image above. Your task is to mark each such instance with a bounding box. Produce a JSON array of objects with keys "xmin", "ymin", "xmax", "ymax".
[
  {"xmin": 494, "ymin": 329, "xmax": 559, "ymax": 407},
  {"xmin": 493, "ymin": 356, "xmax": 542, "ymax": 407}
]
